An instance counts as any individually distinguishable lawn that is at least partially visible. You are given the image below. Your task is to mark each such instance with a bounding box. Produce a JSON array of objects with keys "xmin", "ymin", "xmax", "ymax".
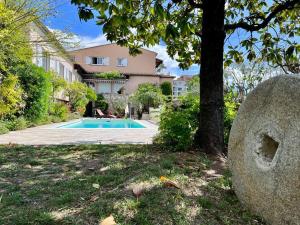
[{"xmin": 0, "ymin": 144, "xmax": 264, "ymax": 225}]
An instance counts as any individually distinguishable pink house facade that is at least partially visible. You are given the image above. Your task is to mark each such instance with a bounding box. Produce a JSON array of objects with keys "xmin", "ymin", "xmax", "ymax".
[{"xmin": 69, "ymin": 43, "xmax": 174, "ymax": 95}]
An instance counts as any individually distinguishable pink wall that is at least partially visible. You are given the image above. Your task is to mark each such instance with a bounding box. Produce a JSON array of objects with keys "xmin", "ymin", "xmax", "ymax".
[{"xmin": 69, "ymin": 44, "xmax": 157, "ymax": 74}]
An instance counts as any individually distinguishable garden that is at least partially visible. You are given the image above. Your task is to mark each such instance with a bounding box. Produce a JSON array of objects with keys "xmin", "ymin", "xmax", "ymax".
[{"xmin": 0, "ymin": 0, "xmax": 299, "ymax": 225}]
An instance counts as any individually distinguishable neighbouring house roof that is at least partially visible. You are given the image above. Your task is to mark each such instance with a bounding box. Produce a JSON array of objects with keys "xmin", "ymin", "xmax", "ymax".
[
  {"xmin": 176, "ymin": 75, "xmax": 194, "ymax": 81},
  {"xmin": 68, "ymin": 43, "xmax": 158, "ymax": 55}
]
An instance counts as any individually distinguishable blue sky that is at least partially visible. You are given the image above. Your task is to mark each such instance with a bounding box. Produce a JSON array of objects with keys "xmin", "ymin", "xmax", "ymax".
[{"xmin": 45, "ymin": 0, "xmax": 199, "ymax": 76}]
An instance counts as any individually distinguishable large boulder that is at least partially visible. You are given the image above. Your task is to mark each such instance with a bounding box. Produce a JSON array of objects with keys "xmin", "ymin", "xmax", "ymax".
[{"xmin": 228, "ymin": 75, "xmax": 300, "ymax": 225}]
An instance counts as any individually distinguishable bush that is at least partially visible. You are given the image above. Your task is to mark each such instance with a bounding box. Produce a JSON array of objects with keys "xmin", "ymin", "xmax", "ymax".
[
  {"xmin": 155, "ymin": 94, "xmax": 199, "ymax": 151},
  {"xmin": 0, "ymin": 122, "xmax": 9, "ymax": 134},
  {"xmin": 160, "ymin": 81, "xmax": 172, "ymax": 96},
  {"xmin": 6, "ymin": 117, "xmax": 28, "ymax": 131},
  {"xmin": 10, "ymin": 63, "xmax": 52, "ymax": 123},
  {"xmin": 49, "ymin": 102, "xmax": 69, "ymax": 122}
]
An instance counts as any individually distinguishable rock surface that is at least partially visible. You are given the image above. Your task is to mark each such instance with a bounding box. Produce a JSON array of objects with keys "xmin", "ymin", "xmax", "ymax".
[{"xmin": 228, "ymin": 75, "xmax": 300, "ymax": 225}]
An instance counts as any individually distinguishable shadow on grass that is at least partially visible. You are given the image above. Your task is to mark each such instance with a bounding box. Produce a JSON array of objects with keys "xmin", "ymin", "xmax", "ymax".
[{"xmin": 0, "ymin": 144, "xmax": 265, "ymax": 225}]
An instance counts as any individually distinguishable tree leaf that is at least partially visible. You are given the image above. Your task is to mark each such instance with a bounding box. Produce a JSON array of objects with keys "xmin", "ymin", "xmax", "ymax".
[{"xmin": 99, "ymin": 215, "xmax": 116, "ymax": 225}]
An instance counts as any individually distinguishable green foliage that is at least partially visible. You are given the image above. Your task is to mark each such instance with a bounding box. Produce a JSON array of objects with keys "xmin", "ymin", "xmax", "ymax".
[
  {"xmin": 111, "ymin": 98, "xmax": 126, "ymax": 116},
  {"xmin": 0, "ymin": 121, "xmax": 9, "ymax": 135},
  {"xmin": 160, "ymin": 81, "xmax": 172, "ymax": 96},
  {"xmin": 224, "ymin": 93, "xmax": 238, "ymax": 145},
  {"xmin": 5, "ymin": 117, "xmax": 28, "ymax": 131},
  {"xmin": 130, "ymin": 83, "xmax": 164, "ymax": 114},
  {"xmin": 0, "ymin": 74, "xmax": 24, "ymax": 119},
  {"xmin": 186, "ymin": 76, "xmax": 200, "ymax": 95},
  {"xmin": 95, "ymin": 71, "xmax": 123, "ymax": 79},
  {"xmin": 156, "ymin": 96, "xmax": 199, "ymax": 151},
  {"xmin": 49, "ymin": 72, "xmax": 67, "ymax": 100},
  {"xmin": 71, "ymin": 0, "xmax": 299, "ymax": 70},
  {"xmin": 95, "ymin": 94, "xmax": 109, "ymax": 112},
  {"xmin": 66, "ymin": 81, "xmax": 97, "ymax": 115},
  {"xmin": 49, "ymin": 102, "xmax": 69, "ymax": 122},
  {"xmin": 11, "ymin": 63, "xmax": 52, "ymax": 123}
]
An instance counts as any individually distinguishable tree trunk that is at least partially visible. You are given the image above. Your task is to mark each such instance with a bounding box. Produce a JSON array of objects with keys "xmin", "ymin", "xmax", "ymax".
[{"xmin": 195, "ymin": 0, "xmax": 225, "ymax": 154}]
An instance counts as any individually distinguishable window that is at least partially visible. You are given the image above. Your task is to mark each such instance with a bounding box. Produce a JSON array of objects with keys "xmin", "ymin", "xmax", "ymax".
[
  {"xmin": 59, "ymin": 63, "xmax": 64, "ymax": 77},
  {"xmin": 42, "ymin": 51, "xmax": 50, "ymax": 72},
  {"xmin": 86, "ymin": 56, "xmax": 109, "ymax": 65},
  {"xmin": 69, "ymin": 71, "xmax": 72, "ymax": 83},
  {"xmin": 117, "ymin": 58, "xmax": 128, "ymax": 67}
]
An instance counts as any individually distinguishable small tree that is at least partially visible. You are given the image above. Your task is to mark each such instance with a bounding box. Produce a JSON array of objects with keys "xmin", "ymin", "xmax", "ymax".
[
  {"xmin": 95, "ymin": 94, "xmax": 109, "ymax": 112},
  {"xmin": 130, "ymin": 83, "xmax": 164, "ymax": 115},
  {"xmin": 66, "ymin": 81, "xmax": 97, "ymax": 115},
  {"xmin": 160, "ymin": 81, "xmax": 172, "ymax": 96}
]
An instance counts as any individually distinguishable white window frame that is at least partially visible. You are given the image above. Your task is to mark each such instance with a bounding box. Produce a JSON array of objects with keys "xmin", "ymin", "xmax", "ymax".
[
  {"xmin": 87, "ymin": 56, "xmax": 109, "ymax": 66},
  {"xmin": 117, "ymin": 58, "xmax": 128, "ymax": 67}
]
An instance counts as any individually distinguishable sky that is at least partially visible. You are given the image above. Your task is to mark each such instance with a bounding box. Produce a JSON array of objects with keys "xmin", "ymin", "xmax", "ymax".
[{"xmin": 44, "ymin": 0, "xmax": 199, "ymax": 77}]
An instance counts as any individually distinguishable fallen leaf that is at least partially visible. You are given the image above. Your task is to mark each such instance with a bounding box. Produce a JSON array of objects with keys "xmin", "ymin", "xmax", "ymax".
[
  {"xmin": 99, "ymin": 215, "xmax": 116, "ymax": 225},
  {"xmin": 92, "ymin": 183, "xmax": 100, "ymax": 189},
  {"xmin": 132, "ymin": 185, "xmax": 143, "ymax": 199},
  {"xmin": 160, "ymin": 176, "xmax": 180, "ymax": 189}
]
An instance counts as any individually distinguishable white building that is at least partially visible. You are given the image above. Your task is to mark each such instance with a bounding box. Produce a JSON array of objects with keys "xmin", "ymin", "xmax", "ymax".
[
  {"xmin": 29, "ymin": 21, "xmax": 82, "ymax": 102},
  {"xmin": 173, "ymin": 75, "xmax": 192, "ymax": 97}
]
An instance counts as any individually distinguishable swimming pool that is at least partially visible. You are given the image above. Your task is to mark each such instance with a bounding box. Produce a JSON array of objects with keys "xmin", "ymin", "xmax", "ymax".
[{"xmin": 58, "ymin": 119, "xmax": 145, "ymax": 129}]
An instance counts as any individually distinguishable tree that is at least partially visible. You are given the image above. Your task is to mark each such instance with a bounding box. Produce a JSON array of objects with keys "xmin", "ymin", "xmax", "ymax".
[
  {"xmin": 160, "ymin": 81, "xmax": 172, "ymax": 96},
  {"xmin": 72, "ymin": 0, "xmax": 300, "ymax": 153},
  {"xmin": 0, "ymin": 74, "xmax": 24, "ymax": 119}
]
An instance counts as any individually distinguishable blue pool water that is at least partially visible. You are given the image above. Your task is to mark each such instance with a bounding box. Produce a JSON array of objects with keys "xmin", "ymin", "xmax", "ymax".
[{"xmin": 58, "ymin": 119, "xmax": 145, "ymax": 129}]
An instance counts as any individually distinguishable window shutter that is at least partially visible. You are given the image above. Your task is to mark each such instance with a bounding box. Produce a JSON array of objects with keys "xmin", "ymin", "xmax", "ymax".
[
  {"xmin": 85, "ymin": 56, "xmax": 92, "ymax": 64},
  {"xmin": 104, "ymin": 57, "xmax": 110, "ymax": 65}
]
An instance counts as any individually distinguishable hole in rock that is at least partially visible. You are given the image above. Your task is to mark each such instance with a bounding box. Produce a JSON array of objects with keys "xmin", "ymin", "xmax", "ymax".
[{"xmin": 258, "ymin": 134, "xmax": 279, "ymax": 162}]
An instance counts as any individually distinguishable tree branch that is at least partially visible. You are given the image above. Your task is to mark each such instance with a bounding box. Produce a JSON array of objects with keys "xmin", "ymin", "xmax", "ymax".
[
  {"xmin": 172, "ymin": 0, "xmax": 202, "ymax": 8},
  {"xmin": 225, "ymin": 0, "xmax": 299, "ymax": 32},
  {"xmin": 187, "ymin": 0, "xmax": 202, "ymax": 8}
]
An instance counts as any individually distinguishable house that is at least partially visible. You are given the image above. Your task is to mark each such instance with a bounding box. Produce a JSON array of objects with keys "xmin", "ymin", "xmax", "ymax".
[
  {"xmin": 29, "ymin": 21, "xmax": 82, "ymax": 102},
  {"xmin": 173, "ymin": 75, "xmax": 192, "ymax": 97},
  {"xmin": 69, "ymin": 43, "xmax": 175, "ymax": 95}
]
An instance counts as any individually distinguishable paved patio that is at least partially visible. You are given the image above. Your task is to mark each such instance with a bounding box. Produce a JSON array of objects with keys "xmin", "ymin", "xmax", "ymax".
[{"xmin": 0, "ymin": 120, "xmax": 158, "ymax": 145}]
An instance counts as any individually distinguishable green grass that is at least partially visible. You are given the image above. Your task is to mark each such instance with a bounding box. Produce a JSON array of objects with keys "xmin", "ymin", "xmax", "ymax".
[{"xmin": 0, "ymin": 144, "xmax": 265, "ymax": 225}]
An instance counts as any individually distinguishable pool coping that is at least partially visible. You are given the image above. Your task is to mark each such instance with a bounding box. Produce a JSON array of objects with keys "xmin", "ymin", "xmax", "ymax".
[
  {"xmin": 31, "ymin": 118, "xmax": 157, "ymax": 130},
  {"xmin": 0, "ymin": 119, "xmax": 158, "ymax": 145}
]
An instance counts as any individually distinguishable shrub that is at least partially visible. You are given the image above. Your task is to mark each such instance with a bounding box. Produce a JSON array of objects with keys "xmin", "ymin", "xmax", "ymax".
[
  {"xmin": 10, "ymin": 63, "xmax": 52, "ymax": 123},
  {"xmin": 155, "ymin": 94, "xmax": 199, "ymax": 151},
  {"xmin": 6, "ymin": 117, "xmax": 28, "ymax": 131},
  {"xmin": 0, "ymin": 122, "xmax": 9, "ymax": 134},
  {"xmin": 160, "ymin": 81, "xmax": 172, "ymax": 96},
  {"xmin": 49, "ymin": 102, "xmax": 69, "ymax": 122}
]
